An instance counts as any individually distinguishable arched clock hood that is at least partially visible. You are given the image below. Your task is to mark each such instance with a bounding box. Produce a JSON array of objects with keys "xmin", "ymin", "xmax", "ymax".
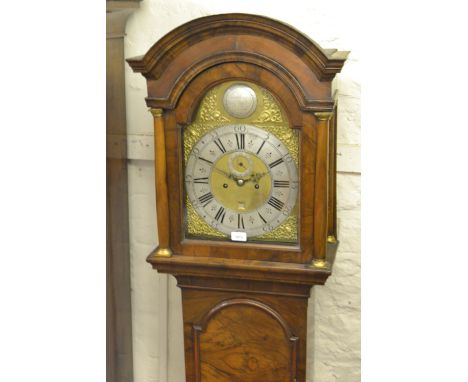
[{"xmin": 127, "ymin": 13, "xmax": 348, "ymax": 111}]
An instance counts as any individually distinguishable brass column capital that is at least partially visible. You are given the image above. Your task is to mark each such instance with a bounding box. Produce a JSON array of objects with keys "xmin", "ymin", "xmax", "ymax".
[
  {"xmin": 149, "ymin": 108, "xmax": 164, "ymax": 118},
  {"xmin": 314, "ymin": 111, "xmax": 333, "ymax": 121}
]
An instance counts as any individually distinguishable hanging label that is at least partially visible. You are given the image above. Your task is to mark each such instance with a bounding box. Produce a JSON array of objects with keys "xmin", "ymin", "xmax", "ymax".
[{"xmin": 231, "ymin": 231, "xmax": 247, "ymax": 242}]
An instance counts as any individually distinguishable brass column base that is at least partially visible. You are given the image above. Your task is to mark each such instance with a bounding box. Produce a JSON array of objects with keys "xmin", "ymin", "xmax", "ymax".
[
  {"xmin": 312, "ymin": 258, "xmax": 329, "ymax": 268},
  {"xmin": 155, "ymin": 247, "xmax": 173, "ymax": 257},
  {"xmin": 327, "ymin": 235, "xmax": 338, "ymax": 244}
]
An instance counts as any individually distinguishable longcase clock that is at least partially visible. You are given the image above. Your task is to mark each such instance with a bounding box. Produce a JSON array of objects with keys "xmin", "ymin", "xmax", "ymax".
[{"xmin": 128, "ymin": 13, "xmax": 348, "ymax": 382}]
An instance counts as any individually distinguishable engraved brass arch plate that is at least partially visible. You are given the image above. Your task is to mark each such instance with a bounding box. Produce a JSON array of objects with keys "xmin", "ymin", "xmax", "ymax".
[
  {"xmin": 223, "ymin": 84, "xmax": 257, "ymax": 118},
  {"xmin": 183, "ymin": 81, "xmax": 299, "ymax": 243}
]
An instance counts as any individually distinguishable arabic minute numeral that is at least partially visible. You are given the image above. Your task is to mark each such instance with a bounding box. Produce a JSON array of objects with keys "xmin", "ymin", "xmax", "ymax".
[{"xmin": 263, "ymin": 224, "xmax": 273, "ymax": 232}]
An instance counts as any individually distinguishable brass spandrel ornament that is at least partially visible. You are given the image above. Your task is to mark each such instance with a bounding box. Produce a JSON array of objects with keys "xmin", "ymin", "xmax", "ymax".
[
  {"xmin": 198, "ymin": 90, "xmax": 230, "ymax": 123},
  {"xmin": 253, "ymin": 89, "xmax": 284, "ymax": 123},
  {"xmin": 185, "ymin": 195, "xmax": 227, "ymax": 239}
]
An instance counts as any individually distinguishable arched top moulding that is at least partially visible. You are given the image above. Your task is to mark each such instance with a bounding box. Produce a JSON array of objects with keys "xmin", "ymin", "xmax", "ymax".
[{"xmin": 127, "ymin": 13, "xmax": 349, "ymax": 111}]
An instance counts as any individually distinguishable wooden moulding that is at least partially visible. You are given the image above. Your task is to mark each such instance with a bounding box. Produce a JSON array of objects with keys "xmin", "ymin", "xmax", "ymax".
[
  {"xmin": 147, "ymin": 242, "xmax": 338, "ymax": 288},
  {"xmin": 127, "ymin": 13, "xmax": 349, "ymax": 112},
  {"xmin": 127, "ymin": 13, "xmax": 348, "ymax": 81}
]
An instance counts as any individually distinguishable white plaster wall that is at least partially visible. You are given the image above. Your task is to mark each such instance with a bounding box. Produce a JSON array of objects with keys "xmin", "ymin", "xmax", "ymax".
[{"xmin": 124, "ymin": 1, "xmax": 360, "ymax": 381}]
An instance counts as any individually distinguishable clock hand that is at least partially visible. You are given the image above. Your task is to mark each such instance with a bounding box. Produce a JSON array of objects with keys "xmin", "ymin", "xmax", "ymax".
[
  {"xmin": 246, "ymin": 171, "xmax": 269, "ymax": 183},
  {"xmin": 212, "ymin": 166, "xmax": 235, "ymax": 180},
  {"xmin": 255, "ymin": 171, "xmax": 269, "ymax": 179},
  {"xmin": 233, "ymin": 172, "xmax": 267, "ymax": 186}
]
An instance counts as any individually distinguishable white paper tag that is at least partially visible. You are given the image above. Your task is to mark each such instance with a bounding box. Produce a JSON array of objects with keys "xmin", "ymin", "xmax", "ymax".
[{"xmin": 230, "ymin": 231, "xmax": 247, "ymax": 242}]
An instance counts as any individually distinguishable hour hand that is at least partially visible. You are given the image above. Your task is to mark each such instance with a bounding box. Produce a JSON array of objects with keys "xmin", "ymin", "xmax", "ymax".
[{"xmin": 212, "ymin": 166, "xmax": 234, "ymax": 179}]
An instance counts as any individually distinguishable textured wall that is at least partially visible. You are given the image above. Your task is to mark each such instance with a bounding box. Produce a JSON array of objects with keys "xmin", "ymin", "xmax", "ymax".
[{"xmin": 124, "ymin": 1, "xmax": 360, "ymax": 381}]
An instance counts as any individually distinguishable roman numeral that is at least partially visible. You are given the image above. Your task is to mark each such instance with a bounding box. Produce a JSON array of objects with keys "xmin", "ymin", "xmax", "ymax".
[
  {"xmin": 213, "ymin": 138, "xmax": 226, "ymax": 153},
  {"xmin": 269, "ymin": 157, "xmax": 284, "ymax": 168},
  {"xmin": 193, "ymin": 177, "xmax": 209, "ymax": 184},
  {"xmin": 273, "ymin": 180, "xmax": 290, "ymax": 188},
  {"xmin": 198, "ymin": 157, "xmax": 213, "ymax": 165},
  {"xmin": 237, "ymin": 214, "xmax": 244, "ymax": 229},
  {"xmin": 256, "ymin": 140, "xmax": 266, "ymax": 155},
  {"xmin": 198, "ymin": 192, "xmax": 214, "ymax": 206},
  {"xmin": 258, "ymin": 212, "xmax": 267, "ymax": 224},
  {"xmin": 235, "ymin": 133, "xmax": 245, "ymax": 150},
  {"xmin": 214, "ymin": 206, "xmax": 226, "ymax": 223},
  {"xmin": 268, "ymin": 196, "xmax": 284, "ymax": 211}
]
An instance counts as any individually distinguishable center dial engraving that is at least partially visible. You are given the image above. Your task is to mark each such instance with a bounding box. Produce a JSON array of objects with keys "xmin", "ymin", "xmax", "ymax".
[{"xmin": 211, "ymin": 151, "xmax": 272, "ymax": 213}]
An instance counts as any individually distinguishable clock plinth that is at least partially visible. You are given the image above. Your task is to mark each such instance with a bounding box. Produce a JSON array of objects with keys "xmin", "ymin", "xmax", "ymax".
[{"xmin": 128, "ymin": 13, "xmax": 348, "ymax": 382}]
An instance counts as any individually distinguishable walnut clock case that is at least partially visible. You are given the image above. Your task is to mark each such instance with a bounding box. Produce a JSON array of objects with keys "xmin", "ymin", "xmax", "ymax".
[{"xmin": 127, "ymin": 14, "xmax": 348, "ymax": 382}]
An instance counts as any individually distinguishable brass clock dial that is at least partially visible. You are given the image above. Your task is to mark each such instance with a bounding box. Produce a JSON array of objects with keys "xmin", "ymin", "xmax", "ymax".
[{"xmin": 185, "ymin": 124, "xmax": 298, "ymax": 238}]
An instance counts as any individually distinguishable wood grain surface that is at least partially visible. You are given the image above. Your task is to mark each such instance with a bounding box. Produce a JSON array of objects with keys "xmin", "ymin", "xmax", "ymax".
[
  {"xmin": 195, "ymin": 299, "xmax": 297, "ymax": 382},
  {"xmin": 180, "ymin": 285, "xmax": 308, "ymax": 382},
  {"xmin": 127, "ymin": 13, "xmax": 348, "ymax": 382}
]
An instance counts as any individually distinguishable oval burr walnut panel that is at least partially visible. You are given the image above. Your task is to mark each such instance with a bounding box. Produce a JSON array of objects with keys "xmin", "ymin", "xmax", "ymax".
[{"xmin": 193, "ymin": 299, "xmax": 298, "ymax": 382}]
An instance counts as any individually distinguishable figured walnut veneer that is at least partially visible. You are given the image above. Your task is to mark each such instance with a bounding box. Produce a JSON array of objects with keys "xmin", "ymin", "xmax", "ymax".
[{"xmin": 194, "ymin": 299, "xmax": 297, "ymax": 382}]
